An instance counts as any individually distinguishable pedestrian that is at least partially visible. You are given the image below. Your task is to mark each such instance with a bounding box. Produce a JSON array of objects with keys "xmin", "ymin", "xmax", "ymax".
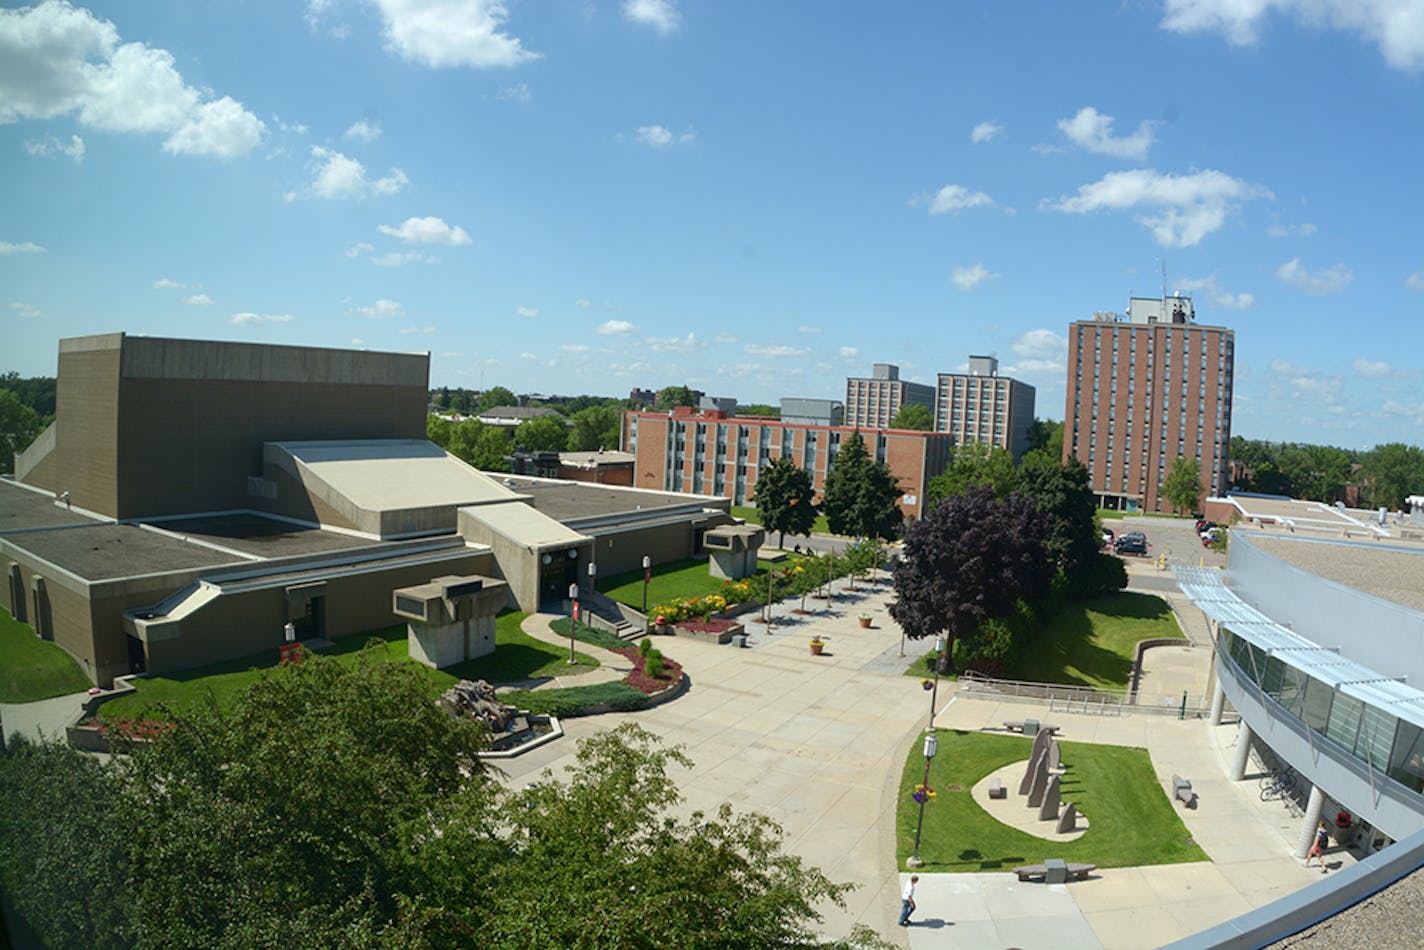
[
  {"xmin": 898, "ymin": 874, "xmax": 918, "ymax": 926},
  {"xmin": 1306, "ymin": 820, "xmax": 1329, "ymax": 871}
]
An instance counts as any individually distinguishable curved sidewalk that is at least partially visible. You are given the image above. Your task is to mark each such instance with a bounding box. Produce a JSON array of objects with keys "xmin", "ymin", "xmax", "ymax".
[{"xmin": 516, "ymin": 612, "xmax": 633, "ymax": 689}]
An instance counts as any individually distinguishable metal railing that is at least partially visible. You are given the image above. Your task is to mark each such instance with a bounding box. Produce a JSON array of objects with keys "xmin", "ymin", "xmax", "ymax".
[{"xmin": 957, "ymin": 673, "xmax": 1211, "ymax": 718}]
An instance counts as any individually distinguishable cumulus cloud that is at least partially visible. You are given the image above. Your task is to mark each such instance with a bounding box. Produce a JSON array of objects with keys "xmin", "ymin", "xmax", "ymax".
[
  {"xmin": 624, "ymin": 0, "xmax": 679, "ymax": 33},
  {"xmin": 951, "ymin": 263, "xmax": 1001, "ymax": 291},
  {"xmin": 181, "ymin": 293, "xmax": 212, "ymax": 306},
  {"xmin": 0, "ymin": 1, "xmax": 265, "ymax": 156},
  {"xmin": 1057, "ymin": 107, "xmax": 1155, "ymax": 160},
  {"xmin": 635, "ymin": 124, "xmax": 694, "ymax": 146},
  {"xmin": 230, "ymin": 312, "xmax": 294, "ymax": 325},
  {"xmin": 1, "ymin": 241, "xmax": 46, "ymax": 255},
  {"xmin": 1276, "ymin": 257, "xmax": 1353, "ymax": 295},
  {"xmin": 926, "ymin": 184, "xmax": 996, "ymax": 215},
  {"xmin": 10, "ymin": 302, "xmax": 44, "ymax": 319},
  {"xmin": 1267, "ymin": 358, "xmax": 1343, "ymax": 402},
  {"xmin": 356, "ymin": 298, "xmax": 404, "ymax": 319},
  {"xmin": 1266, "ymin": 221, "xmax": 1317, "ymax": 237},
  {"xmin": 345, "ymin": 242, "xmax": 374, "ymax": 258},
  {"xmin": 744, "ymin": 343, "xmax": 810, "ymax": 358},
  {"xmin": 575, "ymin": 297, "xmax": 592, "ymax": 308},
  {"xmin": 372, "ymin": 250, "xmax": 428, "ymax": 267},
  {"xmin": 377, "ymin": 215, "xmax": 471, "ymax": 245},
  {"xmin": 24, "ymin": 133, "xmax": 84, "ymax": 162},
  {"xmin": 596, "ymin": 319, "xmax": 635, "ymax": 335},
  {"xmin": 1161, "ymin": 0, "xmax": 1424, "ymax": 72},
  {"xmin": 1044, "ymin": 168, "xmax": 1271, "ymax": 247},
  {"xmin": 645, "ymin": 332, "xmax": 704, "ymax": 353},
  {"xmin": 1352, "ymin": 357, "xmax": 1393, "ymax": 378},
  {"xmin": 1406, "ymin": 271, "xmax": 1424, "ymax": 291},
  {"xmin": 494, "ymin": 82, "xmax": 531, "ymax": 103},
  {"xmin": 1012, "ymin": 329, "xmax": 1067, "ymax": 363},
  {"xmin": 798, "ymin": 325, "xmax": 822, "ymax": 335},
  {"xmin": 516, "ymin": 305, "xmax": 539, "ymax": 318},
  {"xmin": 1170, "ymin": 274, "xmax": 1255, "ymax": 310},
  {"xmin": 344, "ymin": 119, "xmax": 381, "ymax": 142},
  {"xmin": 971, "ymin": 121, "xmax": 1002, "ymax": 144},
  {"xmin": 310, "ymin": 146, "xmax": 408, "ymax": 199},
  {"xmin": 839, "ymin": 346, "xmax": 859, "ymax": 359},
  {"xmin": 560, "ymin": 343, "xmax": 590, "ymax": 353},
  {"xmin": 372, "ymin": 0, "xmax": 540, "ymax": 68}
]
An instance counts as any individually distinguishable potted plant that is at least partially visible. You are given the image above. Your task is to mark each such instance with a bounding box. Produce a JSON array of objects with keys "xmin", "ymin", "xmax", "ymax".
[
  {"xmin": 858, "ymin": 613, "xmax": 872, "ymax": 628},
  {"xmin": 809, "ymin": 637, "xmax": 825, "ymax": 656}
]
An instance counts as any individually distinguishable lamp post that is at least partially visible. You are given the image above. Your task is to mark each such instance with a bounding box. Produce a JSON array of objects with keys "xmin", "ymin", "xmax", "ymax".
[
  {"xmin": 642, "ymin": 555, "xmax": 651, "ymax": 615},
  {"xmin": 927, "ymin": 636, "xmax": 945, "ymax": 729},
  {"xmin": 567, "ymin": 582, "xmax": 579, "ymax": 664},
  {"xmin": 907, "ymin": 731, "xmax": 937, "ymax": 869}
]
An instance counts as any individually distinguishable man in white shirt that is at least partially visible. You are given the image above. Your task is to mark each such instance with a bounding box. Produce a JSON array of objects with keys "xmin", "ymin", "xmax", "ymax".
[{"xmin": 899, "ymin": 875, "xmax": 918, "ymax": 926}]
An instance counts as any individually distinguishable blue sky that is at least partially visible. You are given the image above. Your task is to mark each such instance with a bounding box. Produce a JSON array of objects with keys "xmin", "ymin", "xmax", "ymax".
[{"xmin": 2, "ymin": 0, "xmax": 1422, "ymax": 450}]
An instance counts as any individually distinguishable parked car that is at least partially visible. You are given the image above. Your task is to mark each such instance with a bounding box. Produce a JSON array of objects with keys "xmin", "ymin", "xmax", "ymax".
[
  {"xmin": 1101, "ymin": 527, "xmax": 1115, "ymax": 548},
  {"xmin": 1201, "ymin": 528, "xmax": 1222, "ymax": 547},
  {"xmin": 1115, "ymin": 536, "xmax": 1148, "ymax": 556}
]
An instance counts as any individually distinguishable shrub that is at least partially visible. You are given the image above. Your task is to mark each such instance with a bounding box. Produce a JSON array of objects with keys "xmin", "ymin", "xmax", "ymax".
[
  {"xmin": 644, "ymin": 650, "xmax": 664, "ymax": 679},
  {"xmin": 638, "ymin": 637, "xmax": 653, "ymax": 657}
]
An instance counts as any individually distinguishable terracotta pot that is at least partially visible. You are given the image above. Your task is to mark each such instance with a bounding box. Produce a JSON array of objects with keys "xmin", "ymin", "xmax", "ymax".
[
  {"xmin": 809, "ymin": 641, "xmax": 824, "ymax": 656},
  {"xmin": 858, "ymin": 617, "xmax": 872, "ymax": 628}
]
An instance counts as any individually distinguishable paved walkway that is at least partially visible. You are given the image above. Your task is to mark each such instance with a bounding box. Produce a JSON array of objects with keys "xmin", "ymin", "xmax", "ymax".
[
  {"xmin": 0, "ymin": 689, "xmax": 92, "ymax": 745},
  {"xmin": 516, "ymin": 613, "xmax": 632, "ymax": 689}
]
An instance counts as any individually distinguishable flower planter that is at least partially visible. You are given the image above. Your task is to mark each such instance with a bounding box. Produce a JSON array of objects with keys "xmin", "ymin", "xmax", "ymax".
[
  {"xmin": 809, "ymin": 640, "xmax": 825, "ymax": 656},
  {"xmin": 858, "ymin": 617, "xmax": 872, "ymax": 628}
]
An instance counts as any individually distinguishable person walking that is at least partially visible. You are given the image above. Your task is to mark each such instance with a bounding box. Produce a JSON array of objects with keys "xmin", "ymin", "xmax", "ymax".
[
  {"xmin": 1306, "ymin": 820, "xmax": 1330, "ymax": 871},
  {"xmin": 898, "ymin": 875, "xmax": 918, "ymax": 926}
]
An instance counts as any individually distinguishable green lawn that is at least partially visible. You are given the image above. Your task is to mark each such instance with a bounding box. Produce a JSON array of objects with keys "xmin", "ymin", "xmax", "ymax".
[
  {"xmin": 100, "ymin": 612, "xmax": 597, "ymax": 721},
  {"xmin": 1013, "ymin": 592, "xmax": 1181, "ymax": 690},
  {"xmin": 897, "ymin": 730, "xmax": 1206, "ymax": 871},
  {"xmin": 0, "ymin": 607, "xmax": 92, "ymax": 703},
  {"xmin": 731, "ymin": 505, "xmax": 832, "ymax": 537},
  {"xmin": 1098, "ymin": 509, "xmax": 1192, "ymax": 521},
  {"xmin": 598, "ymin": 556, "xmax": 774, "ymax": 610}
]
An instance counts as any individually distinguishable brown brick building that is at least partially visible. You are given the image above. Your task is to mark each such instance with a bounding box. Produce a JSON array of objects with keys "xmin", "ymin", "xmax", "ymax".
[
  {"xmin": 844, "ymin": 363, "xmax": 936, "ymax": 430},
  {"xmin": 1063, "ymin": 296, "xmax": 1234, "ymax": 512},
  {"xmin": 621, "ymin": 407, "xmax": 954, "ymax": 520}
]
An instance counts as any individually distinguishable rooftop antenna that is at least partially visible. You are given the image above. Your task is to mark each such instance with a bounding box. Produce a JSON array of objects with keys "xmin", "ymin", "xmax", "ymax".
[{"xmin": 1160, "ymin": 258, "xmax": 1168, "ymax": 299}]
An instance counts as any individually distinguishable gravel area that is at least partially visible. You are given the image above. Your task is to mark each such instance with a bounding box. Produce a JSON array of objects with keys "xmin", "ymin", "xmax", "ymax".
[
  {"xmin": 1246, "ymin": 532, "xmax": 1424, "ymax": 613},
  {"xmin": 1268, "ymin": 866, "xmax": 1424, "ymax": 949}
]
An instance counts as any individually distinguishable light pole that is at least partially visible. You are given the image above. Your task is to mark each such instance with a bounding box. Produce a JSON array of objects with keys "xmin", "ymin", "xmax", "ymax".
[
  {"xmin": 907, "ymin": 731, "xmax": 937, "ymax": 869},
  {"xmin": 928, "ymin": 636, "xmax": 946, "ymax": 729},
  {"xmin": 641, "ymin": 555, "xmax": 651, "ymax": 615},
  {"xmin": 567, "ymin": 582, "xmax": 579, "ymax": 664}
]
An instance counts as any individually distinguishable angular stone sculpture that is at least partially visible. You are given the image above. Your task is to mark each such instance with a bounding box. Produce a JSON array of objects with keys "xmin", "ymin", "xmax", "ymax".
[
  {"xmin": 1019, "ymin": 746, "xmax": 1045, "ymax": 795},
  {"xmin": 1057, "ymin": 802, "xmax": 1078, "ymax": 834},
  {"xmin": 1027, "ymin": 753, "xmax": 1050, "ymax": 808},
  {"xmin": 1031, "ymin": 727, "xmax": 1052, "ymax": 761},
  {"xmin": 1038, "ymin": 774, "xmax": 1061, "ymax": 821},
  {"xmin": 440, "ymin": 678, "xmax": 517, "ymax": 733},
  {"xmin": 1048, "ymin": 740, "xmax": 1062, "ymax": 772}
]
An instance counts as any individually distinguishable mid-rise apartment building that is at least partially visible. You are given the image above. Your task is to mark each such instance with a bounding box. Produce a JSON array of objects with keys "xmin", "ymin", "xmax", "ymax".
[
  {"xmin": 1063, "ymin": 295, "xmax": 1234, "ymax": 512},
  {"xmin": 935, "ymin": 355, "xmax": 1037, "ymax": 459},
  {"xmin": 845, "ymin": 363, "xmax": 935, "ymax": 430},
  {"xmin": 622, "ymin": 407, "xmax": 954, "ymax": 520}
]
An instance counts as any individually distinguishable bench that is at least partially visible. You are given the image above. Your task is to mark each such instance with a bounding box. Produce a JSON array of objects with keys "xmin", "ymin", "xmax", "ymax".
[
  {"xmin": 1003, "ymin": 721, "xmax": 1061, "ymax": 735},
  {"xmin": 988, "ymin": 777, "xmax": 1006, "ymax": 800},
  {"xmin": 1172, "ymin": 774, "xmax": 1197, "ymax": 807},
  {"xmin": 1014, "ymin": 861, "xmax": 1096, "ymax": 883}
]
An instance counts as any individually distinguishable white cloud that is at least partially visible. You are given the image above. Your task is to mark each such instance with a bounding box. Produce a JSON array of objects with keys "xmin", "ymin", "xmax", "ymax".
[
  {"xmin": 276, "ymin": 117, "xmax": 307, "ymax": 135},
  {"xmin": 1267, "ymin": 358, "xmax": 1343, "ymax": 400},
  {"xmin": 596, "ymin": 319, "xmax": 635, "ymax": 335},
  {"xmin": 635, "ymin": 124, "xmax": 695, "ymax": 146},
  {"xmin": 377, "ymin": 215, "xmax": 471, "ymax": 245},
  {"xmin": 575, "ymin": 297, "xmax": 592, "ymax": 308},
  {"xmin": 951, "ymin": 263, "xmax": 1001, "ymax": 291},
  {"xmin": 1406, "ymin": 271, "xmax": 1424, "ymax": 291},
  {"xmin": 1057, "ymin": 106, "xmax": 1155, "ymax": 160},
  {"xmin": 1353, "ymin": 357, "xmax": 1393, "ymax": 378},
  {"xmin": 1170, "ymin": 274, "xmax": 1255, "ymax": 310},
  {"xmin": 1012, "ymin": 329, "xmax": 1067, "ymax": 362},
  {"xmin": 372, "ymin": 250, "xmax": 428, "ymax": 267},
  {"xmin": 0, "ymin": 2, "xmax": 265, "ymax": 156},
  {"xmin": 1214, "ymin": 292, "xmax": 1255, "ymax": 309},
  {"xmin": 345, "ymin": 242, "xmax": 374, "ymax": 258},
  {"xmin": 24, "ymin": 133, "xmax": 84, "ymax": 162},
  {"xmin": 1382, "ymin": 400, "xmax": 1424, "ymax": 425},
  {"xmin": 356, "ymin": 298, "xmax": 404, "ymax": 319},
  {"xmin": 230, "ymin": 312, "xmax": 294, "ymax": 325},
  {"xmin": 839, "ymin": 346, "xmax": 859, "ymax": 359},
  {"xmin": 1161, "ymin": 0, "xmax": 1424, "ymax": 72},
  {"xmin": 344, "ymin": 119, "xmax": 381, "ymax": 142},
  {"xmin": 713, "ymin": 333, "xmax": 738, "ymax": 344},
  {"xmin": 645, "ymin": 332, "xmax": 705, "ymax": 353},
  {"xmin": 494, "ymin": 81, "xmax": 531, "ymax": 103},
  {"xmin": 373, "ymin": 0, "xmax": 540, "ymax": 69},
  {"xmin": 1044, "ymin": 168, "xmax": 1271, "ymax": 247},
  {"xmin": 399, "ymin": 324, "xmax": 436, "ymax": 335},
  {"xmin": 1276, "ymin": 257, "xmax": 1354, "ymax": 295},
  {"xmin": 560, "ymin": 343, "xmax": 590, "ymax": 353},
  {"xmin": 625, "ymin": 0, "xmax": 679, "ymax": 33},
  {"xmin": 971, "ymin": 121, "xmax": 1002, "ymax": 144},
  {"xmin": 181, "ymin": 293, "xmax": 212, "ymax": 306},
  {"xmin": 152, "ymin": 277, "xmax": 182, "ymax": 288},
  {"xmin": 10, "ymin": 301, "xmax": 44, "ymax": 319},
  {"xmin": 516, "ymin": 305, "xmax": 539, "ymax": 318},
  {"xmin": 1, "ymin": 241, "xmax": 46, "ymax": 255},
  {"xmin": 1266, "ymin": 221, "xmax": 1317, "ymax": 237},
  {"xmin": 797, "ymin": 325, "xmax": 823, "ymax": 335},
  {"xmin": 744, "ymin": 343, "xmax": 810, "ymax": 358},
  {"xmin": 927, "ymin": 184, "xmax": 995, "ymax": 215},
  {"xmin": 310, "ymin": 146, "xmax": 408, "ymax": 199}
]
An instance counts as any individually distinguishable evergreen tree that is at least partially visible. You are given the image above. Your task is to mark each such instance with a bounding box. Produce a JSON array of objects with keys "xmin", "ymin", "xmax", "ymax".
[{"xmin": 820, "ymin": 431, "xmax": 902, "ymax": 540}]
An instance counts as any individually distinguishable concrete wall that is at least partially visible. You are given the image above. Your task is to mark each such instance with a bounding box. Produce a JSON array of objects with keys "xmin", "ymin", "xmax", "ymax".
[{"xmin": 27, "ymin": 336, "xmax": 123, "ymax": 515}]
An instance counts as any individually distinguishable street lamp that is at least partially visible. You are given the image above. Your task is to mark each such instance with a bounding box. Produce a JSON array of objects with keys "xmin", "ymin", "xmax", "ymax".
[
  {"xmin": 927, "ymin": 636, "xmax": 946, "ymax": 729},
  {"xmin": 641, "ymin": 555, "xmax": 651, "ymax": 615},
  {"xmin": 567, "ymin": 582, "xmax": 579, "ymax": 664},
  {"xmin": 907, "ymin": 730, "xmax": 938, "ymax": 869}
]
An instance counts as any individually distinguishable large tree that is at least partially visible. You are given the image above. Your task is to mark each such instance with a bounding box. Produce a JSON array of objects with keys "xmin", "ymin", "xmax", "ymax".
[
  {"xmin": 889, "ymin": 403, "xmax": 933, "ymax": 431},
  {"xmin": 1015, "ymin": 450, "xmax": 1100, "ymax": 583},
  {"xmin": 567, "ymin": 404, "xmax": 623, "ymax": 451},
  {"xmin": 655, "ymin": 385, "xmax": 698, "ymax": 410},
  {"xmin": 0, "ymin": 388, "xmax": 42, "ymax": 474},
  {"xmin": 1362, "ymin": 442, "xmax": 1424, "ymax": 510},
  {"xmin": 475, "ymin": 386, "xmax": 518, "ymax": 413},
  {"xmin": 927, "ymin": 440, "xmax": 1017, "ymax": 503},
  {"xmin": 1026, "ymin": 418, "xmax": 1064, "ymax": 458},
  {"xmin": 1161, "ymin": 455, "xmax": 1203, "ymax": 514},
  {"xmin": 752, "ymin": 456, "xmax": 817, "ymax": 547},
  {"xmin": 446, "ymin": 418, "xmax": 513, "ymax": 471},
  {"xmin": 820, "ymin": 430, "xmax": 902, "ymax": 540},
  {"xmin": 889, "ymin": 488, "xmax": 1052, "ymax": 670},
  {"xmin": 514, "ymin": 414, "xmax": 570, "ymax": 453}
]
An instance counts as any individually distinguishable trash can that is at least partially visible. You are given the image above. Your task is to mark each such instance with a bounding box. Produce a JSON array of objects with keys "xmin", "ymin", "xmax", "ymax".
[{"xmin": 1023, "ymin": 718, "xmax": 1040, "ymax": 736}]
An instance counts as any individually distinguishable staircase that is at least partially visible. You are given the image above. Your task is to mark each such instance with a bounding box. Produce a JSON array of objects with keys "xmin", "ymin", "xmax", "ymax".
[{"xmin": 584, "ymin": 590, "xmax": 646, "ymax": 641}]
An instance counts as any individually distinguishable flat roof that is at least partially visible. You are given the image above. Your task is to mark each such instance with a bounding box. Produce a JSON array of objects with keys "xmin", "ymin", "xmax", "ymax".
[
  {"xmin": 1222, "ymin": 494, "xmax": 1370, "ymax": 531},
  {"xmin": 146, "ymin": 514, "xmax": 377, "ymax": 558},
  {"xmin": 0, "ymin": 480, "xmax": 105, "ymax": 532},
  {"xmin": 6, "ymin": 523, "xmax": 248, "ymax": 580},
  {"xmin": 273, "ymin": 440, "xmax": 520, "ymax": 512},
  {"xmin": 559, "ymin": 450, "xmax": 635, "ymax": 467},
  {"xmin": 1246, "ymin": 533, "xmax": 1424, "ymax": 614},
  {"xmin": 499, "ymin": 478, "xmax": 720, "ymax": 521}
]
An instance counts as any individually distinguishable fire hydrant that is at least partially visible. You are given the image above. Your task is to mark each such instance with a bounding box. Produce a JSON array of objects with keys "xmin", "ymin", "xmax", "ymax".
[{"xmin": 1157, "ymin": 554, "xmax": 1167, "ymax": 571}]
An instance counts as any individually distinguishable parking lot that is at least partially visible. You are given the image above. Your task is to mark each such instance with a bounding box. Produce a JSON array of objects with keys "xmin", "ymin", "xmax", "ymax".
[{"xmin": 1111, "ymin": 515, "xmax": 1229, "ymax": 570}]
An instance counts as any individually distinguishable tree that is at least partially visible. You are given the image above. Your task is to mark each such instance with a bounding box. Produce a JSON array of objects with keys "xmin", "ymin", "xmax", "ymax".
[
  {"xmin": 0, "ymin": 388, "xmax": 43, "ymax": 474},
  {"xmin": 449, "ymin": 389, "xmax": 472, "ymax": 413},
  {"xmin": 514, "ymin": 414, "xmax": 569, "ymax": 453},
  {"xmin": 446, "ymin": 418, "xmax": 513, "ymax": 471},
  {"xmin": 927, "ymin": 440, "xmax": 1017, "ymax": 503},
  {"xmin": 889, "ymin": 403, "xmax": 933, "ymax": 430},
  {"xmin": 890, "ymin": 489, "xmax": 1052, "ymax": 672},
  {"xmin": 654, "ymin": 385, "xmax": 698, "ymax": 410},
  {"xmin": 1027, "ymin": 418, "xmax": 1064, "ymax": 459},
  {"xmin": 752, "ymin": 457, "xmax": 817, "ymax": 547},
  {"xmin": 1362, "ymin": 442, "xmax": 1424, "ymax": 510},
  {"xmin": 0, "ymin": 372, "xmax": 57, "ymax": 416},
  {"xmin": 475, "ymin": 386, "xmax": 518, "ymax": 413},
  {"xmin": 567, "ymin": 404, "xmax": 623, "ymax": 451},
  {"xmin": 427, "ymin": 413, "xmax": 453, "ymax": 447},
  {"xmin": 1015, "ymin": 450, "xmax": 1101, "ymax": 591},
  {"xmin": 739, "ymin": 403, "xmax": 780, "ymax": 419},
  {"xmin": 820, "ymin": 430, "xmax": 902, "ymax": 540},
  {"xmin": 1161, "ymin": 455, "xmax": 1203, "ymax": 514}
]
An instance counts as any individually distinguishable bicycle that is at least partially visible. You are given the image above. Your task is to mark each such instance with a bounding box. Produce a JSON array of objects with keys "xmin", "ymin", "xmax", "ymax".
[{"xmin": 1260, "ymin": 769, "xmax": 1297, "ymax": 801}]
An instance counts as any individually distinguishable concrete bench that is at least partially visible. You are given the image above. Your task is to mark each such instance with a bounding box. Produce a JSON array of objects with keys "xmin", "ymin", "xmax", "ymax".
[
  {"xmin": 1172, "ymin": 774, "xmax": 1197, "ymax": 807},
  {"xmin": 988, "ymin": 777, "xmax": 1006, "ymax": 800},
  {"xmin": 1003, "ymin": 721, "xmax": 1061, "ymax": 735},
  {"xmin": 1013, "ymin": 861, "xmax": 1095, "ymax": 883}
]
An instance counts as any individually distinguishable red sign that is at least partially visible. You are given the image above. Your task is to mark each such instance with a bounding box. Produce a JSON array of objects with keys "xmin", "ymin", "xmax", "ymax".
[
  {"xmin": 279, "ymin": 643, "xmax": 304, "ymax": 665},
  {"xmin": 572, "ymin": 602, "xmax": 580, "ymax": 622}
]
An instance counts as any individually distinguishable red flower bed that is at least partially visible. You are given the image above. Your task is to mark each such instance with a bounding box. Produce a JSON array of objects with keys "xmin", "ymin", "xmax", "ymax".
[
  {"xmin": 676, "ymin": 617, "xmax": 736, "ymax": 635},
  {"xmin": 615, "ymin": 646, "xmax": 684, "ymax": 696},
  {"xmin": 96, "ymin": 717, "xmax": 175, "ymax": 741}
]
